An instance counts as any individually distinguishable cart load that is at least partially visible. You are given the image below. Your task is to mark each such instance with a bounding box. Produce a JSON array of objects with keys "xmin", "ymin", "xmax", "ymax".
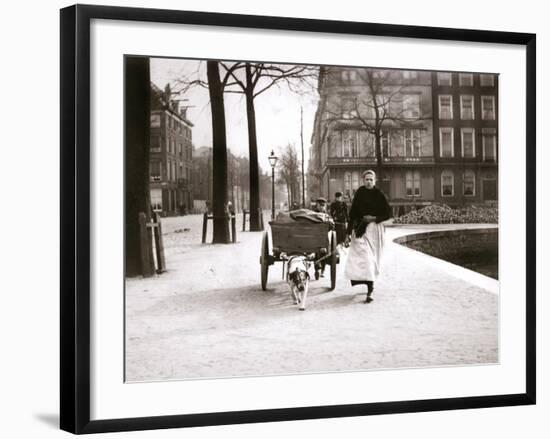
[{"xmin": 259, "ymin": 210, "xmax": 339, "ymax": 291}]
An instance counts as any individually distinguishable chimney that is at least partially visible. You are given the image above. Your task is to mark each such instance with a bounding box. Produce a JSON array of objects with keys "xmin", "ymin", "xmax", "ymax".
[{"xmin": 180, "ymin": 107, "xmax": 188, "ymax": 119}]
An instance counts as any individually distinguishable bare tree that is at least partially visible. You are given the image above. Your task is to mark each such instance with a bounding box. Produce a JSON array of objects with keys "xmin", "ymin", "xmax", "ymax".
[
  {"xmin": 172, "ymin": 61, "xmax": 318, "ymax": 227},
  {"xmin": 323, "ymin": 67, "xmax": 431, "ymax": 192},
  {"xmin": 277, "ymin": 143, "xmax": 301, "ymax": 208},
  {"xmin": 217, "ymin": 62, "xmax": 317, "ymax": 229}
]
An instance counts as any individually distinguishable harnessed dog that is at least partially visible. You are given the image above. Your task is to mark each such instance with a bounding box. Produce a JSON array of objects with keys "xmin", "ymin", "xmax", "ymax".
[{"xmin": 286, "ymin": 255, "xmax": 311, "ymax": 311}]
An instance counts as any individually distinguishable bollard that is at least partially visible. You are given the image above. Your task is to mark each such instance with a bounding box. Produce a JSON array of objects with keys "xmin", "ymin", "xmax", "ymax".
[
  {"xmin": 242, "ymin": 209, "xmax": 248, "ymax": 231},
  {"xmin": 259, "ymin": 208, "xmax": 265, "ymax": 230},
  {"xmin": 224, "ymin": 212, "xmax": 231, "ymax": 243},
  {"xmin": 138, "ymin": 212, "xmax": 155, "ymax": 277},
  {"xmin": 153, "ymin": 215, "xmax": 166, "ymax": 273},
  {"xmin": 201, "ymin": 211, "xmax": 208, "ymax": 243},
  {"xmin": 231, "ymin": 214, "xmax": 237, "ymax": 243}
]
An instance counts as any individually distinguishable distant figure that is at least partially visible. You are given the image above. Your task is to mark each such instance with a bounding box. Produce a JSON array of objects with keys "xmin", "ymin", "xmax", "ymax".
[
  {"xmin": 345, "ymin": 170, "xmax": 392, "ymax": 303},
  {"xmin": 330, "ymin": 192, "xmax": 349, "ymax": 245},
  {"xmin": 314, "ymin": 197, "xmax": 327, "ymax": 213},
  {"xmin": 226, "ymin": 201, "xmax": 235, "ymax": 216}
]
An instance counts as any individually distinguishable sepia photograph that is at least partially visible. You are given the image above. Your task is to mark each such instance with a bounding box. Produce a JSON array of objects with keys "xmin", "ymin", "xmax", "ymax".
[{"xmin": 124, "ymin": 56, "xmax": 499, "ymax": 383}]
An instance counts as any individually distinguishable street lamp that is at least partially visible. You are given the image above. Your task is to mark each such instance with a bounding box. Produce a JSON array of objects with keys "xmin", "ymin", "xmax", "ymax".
[{"xmin": 268, "ymin": 150, "xmax": 278, "ymax": 220}]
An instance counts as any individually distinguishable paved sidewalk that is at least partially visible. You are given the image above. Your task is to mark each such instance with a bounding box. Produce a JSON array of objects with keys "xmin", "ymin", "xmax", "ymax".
[{"xmin": 125, "ymin": 216, "xmax": 498, "ymax": 382}]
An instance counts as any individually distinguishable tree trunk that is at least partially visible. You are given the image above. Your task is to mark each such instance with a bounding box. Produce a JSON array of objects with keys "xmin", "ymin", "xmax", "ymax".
[
  {"xmin": 374, "ymin": 128, "xmax": 387, "ymax": 194},
  {"xmin": 287, "ymin": 181, "xmax": 292, "ymax": 208},
  {"xmin": 245, "ymin": 63, "xmax": 262, "ymax": 231},
  {"xmin": 125, "ymin": 57, "xmax": 153, "ymax": 277},
  {"xmin": 207, "ymin": 61, "xmax": 230, "ymax": 243},
  {"xmin": 375, "ymin": 130, "xmax": 383, "ymax": 178}
]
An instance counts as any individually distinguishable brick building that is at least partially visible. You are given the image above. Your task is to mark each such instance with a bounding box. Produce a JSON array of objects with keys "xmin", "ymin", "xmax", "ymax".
[
  {"xmin": 149, "ymin": 83, "xmax": 194, "ymax": 215},
  {"xmin": 432, "ymin": 72, "xmax": 498, "ymax": 205},
  {"xmin": 309, "ymin": 67, "xmax": 498, "ymax": 214}
]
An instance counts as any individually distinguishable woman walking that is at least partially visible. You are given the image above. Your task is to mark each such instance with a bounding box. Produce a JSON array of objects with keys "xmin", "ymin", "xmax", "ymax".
[{"xmin": 345, "ymin": 170, "xmax": 392, "ymax": 303}]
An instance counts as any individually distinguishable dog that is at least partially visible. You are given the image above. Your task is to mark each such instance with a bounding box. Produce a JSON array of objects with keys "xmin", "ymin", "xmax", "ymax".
[{"xmin": 286, "ymin": 255, "xmax": 311, "ymax": 311}]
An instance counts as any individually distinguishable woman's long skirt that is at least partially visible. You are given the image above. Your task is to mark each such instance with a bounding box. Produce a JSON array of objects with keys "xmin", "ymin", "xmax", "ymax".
[{"xmin": 344, "ymin": 222, "xmax": 385, "ymax": 282}]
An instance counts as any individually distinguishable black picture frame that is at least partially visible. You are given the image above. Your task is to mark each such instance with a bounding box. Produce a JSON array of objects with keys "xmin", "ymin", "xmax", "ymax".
[{"xmin": 60, "ymin": 4, "xmax": 536, "ymax": 434}]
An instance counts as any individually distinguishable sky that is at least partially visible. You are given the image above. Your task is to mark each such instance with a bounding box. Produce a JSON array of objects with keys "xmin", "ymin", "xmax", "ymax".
[{"xmin": 150, "ymin": 58, "xmax": 320, "ymax": 173}]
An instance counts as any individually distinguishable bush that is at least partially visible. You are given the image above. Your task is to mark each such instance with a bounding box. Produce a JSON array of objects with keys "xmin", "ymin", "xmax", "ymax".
[{"xmin": 393, "ymin": 203, "xmax": 498, "ymax": 224}]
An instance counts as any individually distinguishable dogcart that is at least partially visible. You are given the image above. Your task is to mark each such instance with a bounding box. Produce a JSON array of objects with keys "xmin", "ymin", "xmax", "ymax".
[{"xmin": 259, "ymin": 221, "xmax": 339, "ymax": 291}]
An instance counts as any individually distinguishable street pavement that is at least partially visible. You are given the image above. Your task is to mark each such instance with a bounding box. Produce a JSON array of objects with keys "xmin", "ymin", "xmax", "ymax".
[{"xmin": 125, "ymin": 214, "xmax": 498, "ymax": 382}]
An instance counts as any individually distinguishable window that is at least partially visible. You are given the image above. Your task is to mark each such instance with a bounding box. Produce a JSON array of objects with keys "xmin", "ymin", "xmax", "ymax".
[
  {"xmin": 344, "ymin": 172, "xmax": 351, "ymax": 196},
  {"xmin": 381, "ymin": 130, "xmax": 391, "ymax": 157},
  {"xmin": 402, "ymin": 94, "xmax": 420, "ymax": 118},
  {"xmin": 441, "ymin": 170, "xmax": 454, "ymax": 197},
  {"xmin": 463, "ymin": 170, "xmax": 475, "ymax": 196},
  {"xmin": 461, "ymin": 128, "xmax": 476, "ymax": 158},
  {"xmin": 150, "ymin": 161, "xmax": 161, "ymax": 182},
  {"xmin": 440, "ymin": 128, "xmax": 454, "ymax": 157},
  {"xmin": 459, "ymin": 73, "xmax": 473, "ymax": 86},
  {"xmin": 352, "ymin": 172, "xmax": 360, "ymax": 191},
  {"xmin": 438, "ymin": 95, "xmax": 453, "ymax": 119},
  {"xmin": 481, "ymin": 96, "xmax": 495, "ymax": 120},
  {"xmin": 342, "ymin": 131, "xmax": 358, "ymax": 157},
  {"xmin": 150, "ymin": 114, "xmax": 161, "ymax": 127},
  {"xmin": 482, "ymin": 128, "xmax": 497, "ymax": 162},
  {"xmin": 460, "ymin": 95, "xmax": 475, "ymax": 120},
  {"xmin": 359, "ymin": 131, "xmax": 375, "ymax": 157},
  {"xmin": 480, "ymin": 74, "xmax": 495, "ymax": 86},
  {"xmin": 404, "ymin": 129, "xmax": 421, "ymax": 157},
  {"xmin": 341, "ymin": 97, "xmax": 358, "ymax": 119},
  {"xmin": 341, "ymin": 69, "xmax": 357, "ymax": 81},
  {"xmin": 402, "ymin": 70, "xmax": 418, "ymax": 80},
  {"xmin": 376, "ymin": 94, "xmax": 390, "ymax": 116},
  {"xmin": 406, "ymin": 171, "xmax": 421, "ymax": 197},
  {"xmin": 150, "ymin": 188, "xmax": 163, "ymax": 211},
  {"xmin": 150, "ymin": 136, "xmax": 161, "ymax": 152},
  {"xmin": 437, "ymin": 72, "xmax": 452, "ymax": 86},
  {"xmin": 328, "ymin": 132, "xmax": 339, "ymax": 157}
]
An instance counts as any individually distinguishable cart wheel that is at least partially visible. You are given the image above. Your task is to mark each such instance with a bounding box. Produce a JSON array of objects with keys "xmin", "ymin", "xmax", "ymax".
[
  {"xmin": 260, "ymin": 231, "xmax": 269, "ymax": 290},
  {"xmin": 330, "ymin": 230, "xmax": 337, "ymax": 290}
]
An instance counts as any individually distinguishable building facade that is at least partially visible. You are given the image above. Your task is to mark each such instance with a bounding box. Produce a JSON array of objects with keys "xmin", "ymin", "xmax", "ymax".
[
  {"xmin": 149, "ymin": 83, "xmax": 194, "ymax": 215},
  {"xmin": 432, "ymin": 72, "xmax": 498, "ymax": 206},
  {"xmin": 309, "ymin": 67, "xmax": 498, "ymax": 214}
]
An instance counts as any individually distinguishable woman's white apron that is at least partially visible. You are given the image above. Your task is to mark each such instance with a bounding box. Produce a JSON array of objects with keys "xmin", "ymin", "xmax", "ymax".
[{"xmin": 344, "ymin": 222, "xmax": 385, "ymax": 281}]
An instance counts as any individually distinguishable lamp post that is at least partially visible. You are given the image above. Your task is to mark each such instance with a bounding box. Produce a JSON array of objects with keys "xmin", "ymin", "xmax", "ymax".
[{"xmin": 268, "ymin": 150, "xmax": 278, "ymax": 220}]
